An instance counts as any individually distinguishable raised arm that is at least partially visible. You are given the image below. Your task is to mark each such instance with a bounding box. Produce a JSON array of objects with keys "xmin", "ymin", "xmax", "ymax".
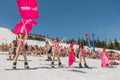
[
  {"xmin": 24, "ymin": 34, "xmax": 28, "ymax": 40},
  {"xmin": 59, "ymin": 37, "xmax": 67, "ymax": 43}
]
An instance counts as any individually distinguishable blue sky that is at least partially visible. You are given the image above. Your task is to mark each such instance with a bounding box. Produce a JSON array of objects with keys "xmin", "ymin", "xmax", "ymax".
[{"xmin": 0, "ymin": 0, "xmax": 120, "ymax": 41}]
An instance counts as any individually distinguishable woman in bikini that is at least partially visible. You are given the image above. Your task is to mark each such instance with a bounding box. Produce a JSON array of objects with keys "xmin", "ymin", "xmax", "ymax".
[
  {"xmin": 13, "ymin": 33, "xmax": 29, "ymax": 69},
  {"xmin": 51, "ymin": 38, "xmax": 63, "ymax": 68},
  {"xmin": 79, "ymin": 43, "xmax": 89, "ymax": 68}
]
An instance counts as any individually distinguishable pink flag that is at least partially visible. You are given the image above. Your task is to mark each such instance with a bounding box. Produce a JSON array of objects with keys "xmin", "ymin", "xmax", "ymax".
[
  {"xmin": 101, "ymin": 50, "xmax": 109, "ymax": 68},
  {"xmin": 17, "ymin": 0, "xmax": 39, "ymax": 19},
  {"xmin": 68, "ymin": 52, "xmax": 74, "ymax": 66},
  {"xmin": 13, "ymin": 19, "xmax": 37, "ymax": 35},
  {"xmin": 86, "ymin": 34, "xmax": 90, "ymax": 40},
  {"xmin": 86, "ymin": 34, "xmax": 91, "ymax": 48},
  {"xmin": 68, "ymin": 44, "xmax": 75, "ymax": 66}
]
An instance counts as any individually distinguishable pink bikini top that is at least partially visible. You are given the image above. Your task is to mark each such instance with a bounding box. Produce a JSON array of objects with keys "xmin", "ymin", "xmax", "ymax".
[
  {"xmin": 54, "ymin": 41, "xmax": 59, "ymax": 50},
  {"xmin": 80, "ymin": 48, "xmax": 85, "ymax": 54}
]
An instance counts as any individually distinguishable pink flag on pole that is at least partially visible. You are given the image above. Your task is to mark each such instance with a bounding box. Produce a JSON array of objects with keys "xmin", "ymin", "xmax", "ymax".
[
  {"xmin": 13, "ymin": 19, "xmax": 37, "ymax": 35},
  {"xmin": 86, "ymin": 34, "xmax": 91, "ymax": 41},
  {"xmin": 68, "ymin": 44, "xmax": 75, "ymax": 67},
  {"xmin": 68, "ymin": 51, "xmax": 74, "ymax": 66},
  {"xmin": 17, "ymin": 0, "xmax": 39, "ymax": 19},
  {"xmin": 101, "ymin": 50, "xmax": 109, "ymax": 68}
]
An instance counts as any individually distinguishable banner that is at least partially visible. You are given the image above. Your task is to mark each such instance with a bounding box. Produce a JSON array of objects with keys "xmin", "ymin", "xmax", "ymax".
[
  {"xmin": 13, "ymin": 19, "xmax": 37, "ymax": 35},
  {"xmin": 86, "ymin": 34, "xmax": 91, "ymax": 48},
  {"xmin": 17, "ymin": 0, "xmax": 39, "ymax": 19},
  {"xmin": 68, "ymin": 42, "xmax": 75, "ymax": 66},
  {"xmin": 101, "ymin": 50, "xmax": 109, "ymax": 68},
  {"xmin": 92, "ymin": 34, "xmax": 95, "ymax": 51}
]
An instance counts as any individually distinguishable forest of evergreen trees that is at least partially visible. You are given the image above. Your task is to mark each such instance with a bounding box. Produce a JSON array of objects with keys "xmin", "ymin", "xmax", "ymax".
[
  {"xmin": 64, "ymin": 38, "xmax": 120, "ymax": 50},
  {"xmin": 76, "ymin": 38, "xmax": 120, "ymax": 50},
  {"xmin": 28, "ymin": 34, "xmax": 46, "ymax": 41}
]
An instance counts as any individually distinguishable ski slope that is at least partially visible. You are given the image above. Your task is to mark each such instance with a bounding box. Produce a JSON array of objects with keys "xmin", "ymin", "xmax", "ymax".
[{"xmin": 0, "ymin": 53, "xmax": 120, "ymax": 80}]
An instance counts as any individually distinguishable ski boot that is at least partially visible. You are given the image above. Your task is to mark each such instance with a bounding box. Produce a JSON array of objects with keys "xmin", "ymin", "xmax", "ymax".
[
  {"xmin": 7, "ymin": 56, "xmax": 12, "ymax": 60},
  {"xmin": 84, "ymin": 63, "xmax": 89, "ymax": 68},
  {"xmin": 58, "ymin": 62, "xmax": 63, "ymax": 68},
  {"xmin": 24, "ymin": 62, "xmax": 29, "ymax": 69},
  {"xmin": 49, "ymin": 57, "xmax": 52, "ymax": 61},
  {"xmin": 105, "ymin": 64, "xmax": 111, "ymax": 68},
  {"xmin": 51, "ymin": 62, "xmax": 55, "ymax": 68},
  {"xmin": 79, "ymin": 63, "xmax": 83, "ymax": 68},
  {"xmin": 46, "ymin": 57, "xmax": 52, "ymax": 61},
  {"xmin": 45, "ymin": 57, "xmax": 50, "ymax": 61},
  {"xmin": 13, "ymin": 62, "xmax": 17, "ymax": 69}
]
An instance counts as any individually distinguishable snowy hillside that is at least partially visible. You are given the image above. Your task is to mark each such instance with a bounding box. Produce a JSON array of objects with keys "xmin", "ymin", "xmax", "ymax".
[
  {"xmin": 0, "ymin": 27, "xmax": 72, "ymax": 48},
  {"xmin": 0, "ymin": 27, "xmax": 120, "ymax": 53},
  {"xmin": 0, "ymin": 27, "xmax": 16, "ymax": 44},
  {"xmin": 0, "ymin": 27, "xmax": 120, "ymax": 80}
]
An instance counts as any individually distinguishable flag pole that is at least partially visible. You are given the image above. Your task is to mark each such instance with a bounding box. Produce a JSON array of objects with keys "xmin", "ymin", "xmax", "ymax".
[{"xmin": 92, "ymin": 33, "xmax": 95, "ymax": 51}]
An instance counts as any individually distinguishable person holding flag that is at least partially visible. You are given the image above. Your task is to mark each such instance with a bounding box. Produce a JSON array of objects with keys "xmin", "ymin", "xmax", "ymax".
[
  {"xmin": 13, "ymin": 33, "xmax": 29, "ymax": 69},
  {"xmin": 12, "ymin": 0, "xmax": 39, "ymax": 69}
]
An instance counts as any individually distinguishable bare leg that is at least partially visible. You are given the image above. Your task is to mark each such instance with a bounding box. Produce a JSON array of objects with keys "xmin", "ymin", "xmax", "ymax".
[
  {"xmin": 57, "ymin": 52, "xmax": 62, "ymax": 67},
  {"xmin": 57, "ymin": 52, "xmax": 61, "ymax": 62},
  {"xmin": 13, "ymin": 47, "xmax": 20, "ymax": 62},
  {"xmin": 79, "ymin": 55, "xmax": 83, "ymax": 68},
  {"xmin": 13, "ymin": 47, "xmax": 20, "ymax": 69},
  {"xmin": 22, "ymin": 50, "xmax": 29, "ymax": 68},
  {"xmin": 46, "ymin": 51, "xmax": 50, "ymax": 61},
  {"xmin": 52, "ymin": 50, "xmax": 55, "ymax": 62},
  {"xmin": 22, "ymin": 50, "xmax": 27, "ymax": 62},
  {"xmin": 83, "ymin": 56, "xmax": 89, "ymax": 68},
  {"xmin": 83, "ymin": 56, "xmax": 87, "ymax": 64},
  {"xmin": 51, "ymin": 50, "xmax": 55, "ymax": 68},
  {"xmin": 79, "ymin": 55, "xmax": 82, "ymax": 64},
  {"xmin": 48, "ymin": 53, "xmax": 52, "ymax": 61},
  {"xmin": 8, "ymin": 51, "xmax": 12, "ymax": 59}
]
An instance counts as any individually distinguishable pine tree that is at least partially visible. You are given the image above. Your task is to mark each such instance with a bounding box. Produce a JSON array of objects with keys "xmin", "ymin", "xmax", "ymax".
[
  {"xmin": 77, "ymin": 38, "xmax": 81, "ymax": 45},
  {"xmin": 96, "ymin": 38, "xmax": 100, "ymax": 47},
  {"xmin": 101, "ymin": 40, "xmax": 106, "ymax": 48},
  {"xmin": 109, "ymin": 40, "xmax": 114, "ymax": 49},
  {"xmin": 82, "ymin": 37, "xmax": 87, "ymax": 46},
  {"xmin": 114, "ymin": 38, "xmax": 120, "ymax": 50}
]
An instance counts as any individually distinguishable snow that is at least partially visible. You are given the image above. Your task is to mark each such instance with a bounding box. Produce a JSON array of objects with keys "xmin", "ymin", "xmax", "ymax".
[
  {"xmin": 1, "ymin": 27, "xmax": 120, "ymax": 53},
  {"xmin": 0, "ymin": 52, "xmax": 120, "ymax": 80},
  {"xmin": 0, "ymin": 27, "xmax": 68, "ymax": 47},
  {"xmin": 0, "ymin": 27, "xmax": 16, "ymax": 44},
  {"xmin": 0, "ymin": 27, "xmax": 120, "ymax": 80}
]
